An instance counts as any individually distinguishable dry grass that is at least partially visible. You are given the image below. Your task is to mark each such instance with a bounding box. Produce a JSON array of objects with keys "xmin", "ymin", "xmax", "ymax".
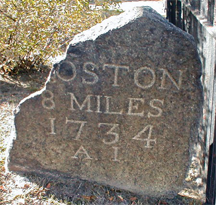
[{"xmin": 0, "ymin": 74, "xmax": 204, "ymax": 205}]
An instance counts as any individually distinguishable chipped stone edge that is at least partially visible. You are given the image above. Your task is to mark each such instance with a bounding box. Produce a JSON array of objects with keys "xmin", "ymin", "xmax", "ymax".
[{"xmin": 5, "ymin": 70, "xmax": 54, "ymax": 173}]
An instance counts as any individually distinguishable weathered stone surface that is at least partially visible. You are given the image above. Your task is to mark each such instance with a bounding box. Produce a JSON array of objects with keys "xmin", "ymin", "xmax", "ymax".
[{"xmin": 7, "ymin": 7, "xmax": 203, "ymax": 197}]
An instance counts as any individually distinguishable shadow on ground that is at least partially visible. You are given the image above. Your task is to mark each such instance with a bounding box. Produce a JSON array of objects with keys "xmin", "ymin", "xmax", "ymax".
[
  {"xmin": 0, "ymin": 70, "xmax": 50, "ymax": 104},
  {"xmin": 22, "ymin": 172, "xmax": 202, "ymax": 205}
]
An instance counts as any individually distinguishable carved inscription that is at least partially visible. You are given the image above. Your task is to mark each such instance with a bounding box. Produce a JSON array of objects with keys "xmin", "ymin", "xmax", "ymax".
[
  {"xmin": 43, "ymin": 62, "xmax": 186, "ymax": 162},
  {"xmin": 66, "ymin": 118, "xmax": 87, "ymax": 140},
  {"xmin": 42, "ymin": 90, "xmax": 55, "ymax": 110},
  {"xmin": 82, "ymin": 62, "xmax": 99, "ymax": 85},
  {"xmin": 49, "ymin": 118, "xmax": 56, "ymax": 135},
  {"xmin": 72, "ymin": 145, "xmax": 93, "ymax": 160},
  {"xmin": 132, "ymin": 125, "xmax": 156, "ymax": 148},
  {"xmin": 68, "ymin": 93, "xmax": 93, "ymax": 113},
  {"xmin": 134, "ymin": 67, "xmax": 156, "ymax": 89},
  {"xmin": 56, "ymin": 61, "xmax": 77, "ymax": 82},
  {"xmin": 55, "ymin": 62, "xmax": 184, "ymax": 90},
  {"xmin": 66, "ymin": 93, "xmax": 164, "ymax": 117},
  {"xmin": 47, "ymin": 115, "xmax": 158, "ymax": 161},
  {"xmin": 159, "ymin": 69, "xmax": 183, "ymax": 90},
  {"xmin": 98, "ymin": 123, "xmax": 119, "ymax": 145},
  {"xmin": 112, "ymin": 147, "xmax": 120, "ymax": 162},
  {"xmin": 103, "ymin": 64, "xmax": 130, "ymax": 87}
]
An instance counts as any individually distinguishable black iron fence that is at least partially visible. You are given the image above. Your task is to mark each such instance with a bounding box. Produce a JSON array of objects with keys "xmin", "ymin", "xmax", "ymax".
[
  {"xmin": 206, "ymin": 128, "xmax": 216, "ymax": 204},
  {"xmin": 166, "ymin": 1, "xmax": 216, "ymax": 204},
  {"xmin": 166, "ymin": 0, "xmax": 182, "ymax": 28}
]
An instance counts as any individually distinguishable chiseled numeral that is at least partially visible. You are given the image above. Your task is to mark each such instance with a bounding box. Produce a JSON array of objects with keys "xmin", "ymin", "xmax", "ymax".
[
  {"xmin": 42, "ymin": 90, "xmax": 55, "ymax": 110},
  {"xmin": 132, "ymin": 125, "xmax": 156, "ymax": 148},
  {"xmin": 112, "ymin": 146, "xmax": 120, "ymax": 162},
  {"xmin": 49, "ymin": 118, "xmax": 56, "ymax": 134},
  {"xmin": 98, "ymin": 123, "xmax": 120, "ymax": 145},
  {"xmin": 66, "ymin": 118, "xmax": 87, "ymax": 140}
]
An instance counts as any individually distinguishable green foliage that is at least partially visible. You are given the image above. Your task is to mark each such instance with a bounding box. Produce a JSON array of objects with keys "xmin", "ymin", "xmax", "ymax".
[{"xmin": 0, "ymin": 0, "xmax": 121, "ymax": 75}]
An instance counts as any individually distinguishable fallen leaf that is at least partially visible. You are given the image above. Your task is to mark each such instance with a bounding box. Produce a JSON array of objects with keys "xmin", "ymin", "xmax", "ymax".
[
  {"xmin": 1, "ymin": 167, "xmax": 5, "ymax": 172},
  {"xmin": 109, "ymin": 196, "xmax": 114, "ymax": 201},
  {"xmin": 158, "ymin": 200, "xmax": 168, "ymax": 205},
  {"xmin": 46, "ymin": 183, "xmax": 51, "ymax": 189},
  {"xmin": 130, "ymin": 197, "xmax": 137, "ymax": 201},
  {"xmin": 118, "ymin": 195, "xmax": 124, "ymax": 202},
  {"xmin": 0, "ymin": 186, "xmax": 6, "ymax": 192},
  {"xmin": 90, "ymin": 195, "xmax": 97, "ymax": 200},
  {"xmin": 82, "ymin": 196, "xmax": 91, "ymax": 201},
  {"xmin": 24, "ymin": 184, "xmax": 30, "ymax": 189},
  {"xmin": 82, "ymin": 195, "xmax": 96, "ymax": 201}
]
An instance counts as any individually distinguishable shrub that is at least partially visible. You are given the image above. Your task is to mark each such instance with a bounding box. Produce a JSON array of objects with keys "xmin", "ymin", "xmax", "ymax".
[{"xmin": 0, "ymin": 0, "xmax": 121, "ymax": 76}]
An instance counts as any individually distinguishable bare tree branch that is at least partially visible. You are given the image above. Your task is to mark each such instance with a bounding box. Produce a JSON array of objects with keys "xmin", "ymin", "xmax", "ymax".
[{"xmin": 0, "ymin": 9, "xmax": 16, "ymax": 22}]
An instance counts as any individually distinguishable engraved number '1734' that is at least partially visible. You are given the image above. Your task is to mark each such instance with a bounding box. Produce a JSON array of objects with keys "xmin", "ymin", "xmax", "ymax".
[{"xmin": 48, "ymin": 118, "xmax": 156, "ymax": 148}]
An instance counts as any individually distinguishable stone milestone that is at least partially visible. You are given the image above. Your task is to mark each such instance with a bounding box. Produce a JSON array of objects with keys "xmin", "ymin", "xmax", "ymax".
[{"xmin": 7, "ymin": 7, "xmax": 203, "ymax": 196}]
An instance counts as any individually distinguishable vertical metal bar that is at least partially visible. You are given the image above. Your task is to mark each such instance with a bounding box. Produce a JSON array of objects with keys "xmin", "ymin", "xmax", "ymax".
[
  {"xmin": 176, "ymin": 0, "xmax": 182, "ymax": 28},
  {"xmin": 206, "ymin": 144, "xmax": 214, "ymax": 204},
  {"xmin": 166, "ymin": 0, "xmax": 171, "ymax": 21},
  {"xmin": 212, "ymin": 134, "xmax": 216, "ymax": 205},
  {"xmin": 171, "ymin": 0, "xmax": 176, "ymax": 25},
  {"xmin": 212, "ymin": 146, "xmax": 216, "ymax": 205},
  {"xmin": 206, "ymin": 78, "xmax": 216, "ymax": 204},
  {"xmin": 207, "ymin": 0, "xmax": 215, "ymax": 25},
  {"xmin": 214, "ymin": 0, "xmax": 216, "ymax": 26},
  {"xmin": 167, "ymin": 0, "xmax": 176, "ymax": 25},
  {"xmin": 182, "ymin": 4, "xmax": 186, "ymax": 31}
]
